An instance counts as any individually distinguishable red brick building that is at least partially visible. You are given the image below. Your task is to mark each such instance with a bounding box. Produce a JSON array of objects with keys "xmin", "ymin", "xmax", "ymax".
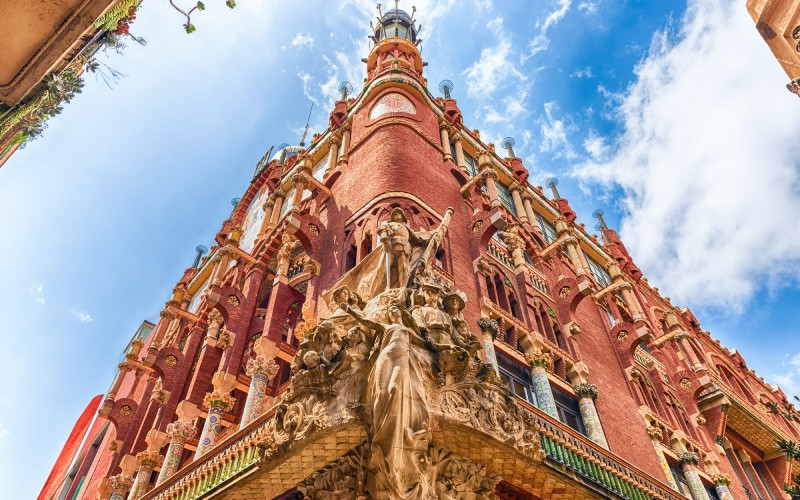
[{"xmin": 43, "ymin": 7, "xmax": 800, "ymax": 500}]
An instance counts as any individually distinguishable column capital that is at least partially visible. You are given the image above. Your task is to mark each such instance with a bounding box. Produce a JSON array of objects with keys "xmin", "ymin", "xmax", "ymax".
[
  {"xmin": 646, "ymin": 425, "xmax": 664, "ymax": 441},
  {"xmin": 329, "ymin": 134, "xmax": 342, "ymax": 146},
  {"xmin": 109, "ymin": 474, "xmax": 134, "ymax": 495},
  {"xmin": 477, "ymin": 317, "xmax": 500, "ymax": 339},
  {"xmin": 711, "ymin": 473, "xmax": 731, "ymax": 486},
  {"xmin": 677, "ymin": 451, "xmax": 700, "ymax": 465},
  {"xmin": 246, "ymin": 355, "xmax": 279, "ymax": 378},
  {"xmin": 159, "ymin": 308, "xmax": 178, "ymax": 320},
  {"xmin": 525, "ymin": 349, "xmax": 553, "ymax": 371},
  {"xmin": 450, "ymin": 131, "xmax": 462, "ymax": 142},
  {"xmin": 203, "ymin": 390, "xmax": 236, "ymax": 411},
  {"xmin": 118, "ymin": 361, "xmax": 135, "ymax": 373},
  {"xmin": 136, "ymin": 450, "xmax": 163, "ymax": 467},
  {"xmin": 573, "ymin": 383, "xmax": 598, "ymax": 400},
  {"xmin": 291, "ymin": 172, "xmax": 310, "ymax": 188},
  {"xmin": 166, "ymin": 420, "xmax": 197, "ymax": 444}
]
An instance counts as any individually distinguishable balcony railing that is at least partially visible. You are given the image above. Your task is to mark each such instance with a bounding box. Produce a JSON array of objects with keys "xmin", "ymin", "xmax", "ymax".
[{"xmin": 518, "ymin": 398, "xmax": 684, "ymax": 500}]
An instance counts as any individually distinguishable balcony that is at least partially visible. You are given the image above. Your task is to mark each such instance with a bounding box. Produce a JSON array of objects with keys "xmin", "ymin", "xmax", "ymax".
[{"xmin": 145, "ymin": 381, "xmax": 683, "ymax": 500}]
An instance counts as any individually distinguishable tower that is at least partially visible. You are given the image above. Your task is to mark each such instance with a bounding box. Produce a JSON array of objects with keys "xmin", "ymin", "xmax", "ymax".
[{"xmin": 43, "ymin": 5, "xmax": 800, "ymax": 500}]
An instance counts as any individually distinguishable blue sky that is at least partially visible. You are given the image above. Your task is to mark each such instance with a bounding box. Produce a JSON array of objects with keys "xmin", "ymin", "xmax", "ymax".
[{"xmin": 1, "ymin": 0, "xmax": 798, "ymax": 497}]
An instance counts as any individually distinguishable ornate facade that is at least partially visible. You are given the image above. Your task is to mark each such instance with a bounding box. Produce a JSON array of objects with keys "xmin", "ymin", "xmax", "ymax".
[
  {"xmin": 42, "ymin": 7, "xmax": 800, "ymax": 500},
  {"xmin": 747, "ymin": 0, "xmax": 800, "ymax": 97}
]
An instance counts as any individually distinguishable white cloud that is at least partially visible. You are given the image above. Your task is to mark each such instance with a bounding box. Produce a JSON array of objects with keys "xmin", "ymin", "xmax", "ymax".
[
  {"xmin": 538, "ymin": 101, "xmax": 575, "ymax": 159},
  {"xmin": 582, "ymin": 131, "xmax": 608, "ymax": 160},
  {"xmin": 571, "ymin": 66, "xmax": 594, "ymax": 78},
  {"xmin": 525, "ymin": 0, "xmax": 572, "ymax": 60},
  {"xmin": 70, "ymin": 309, "xmax": 94, "ymax": 323},
  {"xmin": 771, "ymin": 353, "xmax": 800, "ymax": 400},
  {"xmin": 0, "ymin": 424, "xmax": 8, "ymax": 441},
  {"xmin": 573, "ymin": 0, "xmax": 800, "ymax": 312},
  {"xmin": 29, "ymin": 283, "xmax": 44, "ymax": 305},
  {"xmin": 578, "ymin": 2, "xmax": 597, "ymax": 14},
  {"xmin": 463, "ymin": 17, "xmax": 526, "ymax": 98},
  {"xmin": 290, "ymin": 33, "xmax": 315, "ymax": 49}
]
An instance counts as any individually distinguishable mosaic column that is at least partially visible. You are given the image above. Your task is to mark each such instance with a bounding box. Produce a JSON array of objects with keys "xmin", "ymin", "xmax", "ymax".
[
  {"xmin": 711, "ymin": 473, "xmax": 734, "ymax": 500},
  {"xmin": 573, "ymin": 383, "xmax": 609, "ymax": 449},
  {"xmin": 155, "ymin": 421, "xmax": 196, "ymax": 486},
  {"xmin": 109, "ymin": 474, "xmax": 133, "ymax": 500},
  {"xmin": 241, "ymin": 355, "xmax": 279, "ymax": 426},
  {"xmin": 477, "ymin": 317, "xmax": 499, "ymax": 374},
  {"xmin": 526, "ymin": 350, "xmax": 559, "ymax": 419},
  {"xmin": 679, "ymin": 452, "xmax": 711, "ymax": 500},
  {"xmin": 195, "ymin": 390, "xmax": 235, "ymax": 458},
  {"xmin": 646, "ymin": 426, "xmax": 680, "ymax": 491},
  {"xmin": 127, "ymin": 451, "xmax": 162, "ymax": 500}
]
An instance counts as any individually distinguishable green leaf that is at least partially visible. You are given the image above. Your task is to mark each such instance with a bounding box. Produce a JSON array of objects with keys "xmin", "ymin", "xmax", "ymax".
[{"xmin": 197, "ymin": 1, "xmax": 205, "ymax": 9}]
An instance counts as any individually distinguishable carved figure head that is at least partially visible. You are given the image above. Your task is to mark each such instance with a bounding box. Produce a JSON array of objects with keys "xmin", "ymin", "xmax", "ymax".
[
  {"xmin": 443, "ymin": 291, "xmax": 466, "ymax": 314},
  {"xmin": 421, "ymin": 284, "xmax": 442, "ymax": 306},
  {"xmin": 332, "ymin": 285, "xmax": 351, "ymax": 307},
  {"xmin": 390, "ymin": 207, "xmax": 407, "ymax": 223}
]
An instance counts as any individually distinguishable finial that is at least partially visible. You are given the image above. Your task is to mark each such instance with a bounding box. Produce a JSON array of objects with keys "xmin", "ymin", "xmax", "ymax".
[
  {"xmin": 192, "ymin": 245, "xmax": 208, "ymax": 268},
  {"xmin": 545, "ymin": 177, "xmax": 560, "ymax": 199},
  {"xmin": 501, "ymin": 137, "xmax": 516, "ymax": 157},
  {"xmin": 299, "ymin": 103, "xmax": 314, "ymax": 148},
  {"xmin": 338, "ymin": 81, "xmax": 353, "ymax": 101},
  {"xmin": 438, "ymin": 79, "xmax": 453, "ymax": 99},
  {"xmin": 377, "ymin": 3, "xmax": 383, "ymax": 17},
  {"xmin": 229, "ymin": 197, "xmax": 240, "ymax": 217},
  {"xmin": 592, "ymin": 209, "xmax": 607, "ymax": 230}
]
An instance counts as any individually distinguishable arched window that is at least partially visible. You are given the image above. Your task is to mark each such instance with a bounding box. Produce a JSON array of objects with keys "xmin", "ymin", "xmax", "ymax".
[
  {"xmin": 435, "ymin": 247, "xmax": 448, "ymax": 272},
  {"xmin": 345, "ymin": 243, "xmax": 357, "ymax": 271},
  {"xmin": 359, "ymin": 233, "xmax": 373, "ymax": 261}
]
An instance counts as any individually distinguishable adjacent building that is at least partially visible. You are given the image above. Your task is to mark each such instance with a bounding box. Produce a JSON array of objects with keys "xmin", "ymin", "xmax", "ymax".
[{"xmin": 43, "ymin": 6, "xmax": 800, "ymax": 499}]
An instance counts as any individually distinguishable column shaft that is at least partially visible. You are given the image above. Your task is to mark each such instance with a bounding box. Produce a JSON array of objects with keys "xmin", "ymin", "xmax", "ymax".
[
  {"xmin": 325, "ymin": 139, "xmax": 340, "ymax": 176},
  {"xmin": 650, "ymin": 440, "xmax": 680, "ymax": 491},
  {"xmin": 127, "ymin": 465, "xmax": 154, "ymax": 500},
  {"xmin": 484, "ymin": 173, "xmax": 500, "ymax": 207},
  {"xmin": 683, "ymin": 464, "xmax": 711, "ymax": 500},
  {"xmin": 453, "ymin": 135, "xmax": 468, "ymax": 174},
  {"xmin": 195, "ymin": 405, "xmax": 224, "ymax": 458},
  {"xmin": 241, "ymin": 372, "xmax": 270, "ymax": 426},
  {"xmin": 577, "ymin": 396, "xmax": 609, "ymax": 448},
  {"xmin": 714, "ymin": 484, "xmax": 733, "ymax": 500},
  {"xmin": 530, "ymin": 366, "xmax": 559, "ymax": 418},
  {"xmin": 155, "ymin": 441, "xmax": 184, "ymax": 485},
  {"xmin": 482, "ymin": 332, "xmax": 499, "ymax": 375},
  {"xmin": 510, "ymin": 187, "xmax": 527, "ymax": 222},
  {"xmin": 269, "ymin": 195, "xmax": 285, "ymax": 226},
  {"xmin": 440, "ymin": 125, "xmax": 453, "ymax": 161},
  {"xmin": 337, "ymin": 127, "xmax": 351, "ymax": 163}
]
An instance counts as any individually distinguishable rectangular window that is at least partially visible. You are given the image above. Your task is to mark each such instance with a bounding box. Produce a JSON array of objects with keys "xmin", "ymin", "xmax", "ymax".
[
  {"xmin": 496, "ymin": 181, "xmax": 517, "ymax": 216},
  {"xmin": 464, "ymin": 151, "xmax": 477, "ymax": 177},
  {"xmin": 536, "ymin": 213, "xmax": 558, "ymax": 244},
  {"xmin": 552, "ymin": 387, "xmax": 586, "ymax": 435},
  {"xmin": 584, "ymin": 252, "xmax": 612, "ymax": 287},
  {"xmin": 497, "ymin": 354, "xmax": 537, "ymax": 405}
]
